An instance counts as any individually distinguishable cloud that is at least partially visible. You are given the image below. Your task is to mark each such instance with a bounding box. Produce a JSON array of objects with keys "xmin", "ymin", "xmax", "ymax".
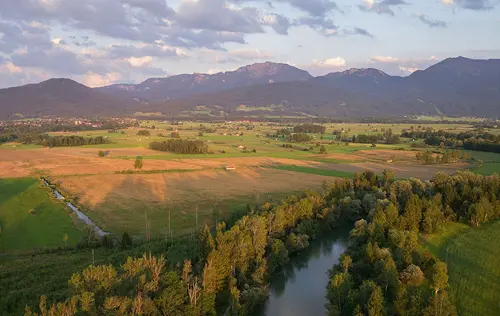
[
  {"xmin": 399, "ymin": 66, "xmax": 419, "ymax": 73},
  {"xmin": 297, "ymin": 17, "xmax": 340, "ymax": 36},
  {"xmin": 371, "ymin": 56, "xmax": 400, "ymax": 63},
  {"xmin": 441, "ymin": 0, "xmax": 498, "ymax": 10},
  {"xmin": 261, "ymin": 13, "xmax": 293, "ymax": 35},
  {"xmin": 231, "ymin": 0, "xmax": 341, "ymax": 17},
  {"xmin": 83, "ymin": 71, "xmax": 123, "ymax": 87},
  {"xmin": 312, "ymin": 57, "xmax": 347, "ymax": 67},
  {"xmin": 197, "ymin": 47, "xmax": 274, "ymax": 65},
  {"xmin": 0, "ymin": 21, "xmax": 52, "ymax": 54},
  {"xmin": 108, "ymin": 43, "xmax": 188, "ymax": 58},
  {"xmin": 276, "ymin": 0, "xmax": 340, "ymax": 17},
  {"xmin": 417, "ymin": 14, "xmax": 448, "ymax": 28},
  {"xmin": 71, "ymin": 36, "xmax": 97, "ymax": 47},
  {"xmin": 368, "ymin": 55, "xmax": 439, "ymax": 75},
  {"xmin": 127, "ymin": 56, "xmax": 153, "ymax": 68},
  {"xmin": 176, "ymin": 0, "xmax": 264, "ymax": 33},
  {"xmin": 301, "ymin": 57, "xmax": 347, "ymax": 75},
  {"xmin": 350, "ymin": 27, "xmax": 376, "ymax": 37},
  {"xmin": 359, "ymin": 0, "xmax": 410, "ymax": 16}
]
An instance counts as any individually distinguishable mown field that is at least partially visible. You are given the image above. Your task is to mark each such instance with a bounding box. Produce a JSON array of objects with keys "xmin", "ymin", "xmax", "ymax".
[
  {"xmin": 423, "ymin": 221, "xmax": 500, "ymax": 316},
  {"xmin": 52, "ymin": 168, "xmax": 332, "ymax": 237},
  {"xmin": 0, "ymin": 178, "xmax": 83, "ymax": 251}
]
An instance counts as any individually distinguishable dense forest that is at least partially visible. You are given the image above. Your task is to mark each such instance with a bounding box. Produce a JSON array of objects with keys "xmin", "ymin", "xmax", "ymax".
[
  {"xmin": 24, "ymin": 171, "xmax": 499, "ymax": 315},
  {"xmin": 326, "ymin": 171, "xmax": 500, "ymax": 316},
  {"xmin": 150, "ymin": 139, "xmax": 209, "ymax": 154}
]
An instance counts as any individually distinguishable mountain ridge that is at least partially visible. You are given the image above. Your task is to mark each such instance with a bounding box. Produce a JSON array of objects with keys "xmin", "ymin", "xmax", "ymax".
[{"xmin": 0, "ymin": 57, "xmax": 499, "ymax": 119}]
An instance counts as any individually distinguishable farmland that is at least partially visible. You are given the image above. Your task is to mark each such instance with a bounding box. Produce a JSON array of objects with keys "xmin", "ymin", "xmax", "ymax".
[{"xmin": 0, "ymin": 120, "xmax": 497, "ymax": 242}]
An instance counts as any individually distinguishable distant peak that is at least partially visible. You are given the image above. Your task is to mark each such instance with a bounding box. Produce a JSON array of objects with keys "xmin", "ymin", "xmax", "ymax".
[
  {"xmin": 40, "ymin": 78, "xmax": 78, "ymax": 84},
  {"xmin": 339, "ymin": 68, "xmax": 388, "ymax": 77}
]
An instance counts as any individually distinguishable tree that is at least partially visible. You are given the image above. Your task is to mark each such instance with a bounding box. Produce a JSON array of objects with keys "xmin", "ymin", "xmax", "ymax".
[
  {"xmin": 121, "ymin": 232, "xmax": 132, "ymax": 248},
  {"xmin": 320, "ymin": 145, "xmax": 327, "ymax": 154},
  {"xmin": 431, "ymin": 262, "xmax": 448, "ymax": 295},
  {"xmin": 367, "ymin": 285, "xmax": 384, "ymax": 316},
  {"xmin": 98, "ymin": 150, "xmax": 105, "ymax": 157},
  {"xmin": 403, "ymin": 194, "xmax": 422, "ymax": 232},
  {"xmin": 134, "ymin": 156, "xmax": 143, "ymax": 170}
]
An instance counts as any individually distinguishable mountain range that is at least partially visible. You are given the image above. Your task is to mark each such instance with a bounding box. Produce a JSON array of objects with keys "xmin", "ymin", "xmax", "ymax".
[{"xmin": 0, "ymin": 57, "xmax": 499, "ymax": 119}]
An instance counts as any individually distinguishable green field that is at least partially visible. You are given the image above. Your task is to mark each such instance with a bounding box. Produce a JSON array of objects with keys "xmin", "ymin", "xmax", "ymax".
[
  {"xmin": 423, "ymin": 221, "xmax": 500, "ymax": 316},
  {"xmin": 270, "ymin": 165, "xmax": 354, "ymax": 178},
  {"xmin": 0, "ymin": 178, "xmax": 83, "ymax": 251}
]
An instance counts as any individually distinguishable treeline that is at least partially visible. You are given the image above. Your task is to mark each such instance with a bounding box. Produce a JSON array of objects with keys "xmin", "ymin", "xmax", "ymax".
[
  {"xmin": 17, "ymin": 135, "xmax": 110, "ymax": 147},
  {"xmin": 402, "ymin": 129, "xmax": 500, "ymax": 153},
  {"xmin": 326, "ymin": 171, "xmax": 500, "ymax": 316},
  {"xmin": 294, "ymin": 124, "xmax": 326, "ymax": 134},
  {"xmin": 416, "ymin": 150, "xmax": 471, "ymax": 165},
  {"xmin": 353, "ymin": 134, "xmax": 400, "ymax": 145},
  {"xmin": 287, "ymin": 133, "xmax": 313, "ymax": 143},
  {"xmin": 150, "ymin": 139, "xmax": 208, "ymax": 154}
]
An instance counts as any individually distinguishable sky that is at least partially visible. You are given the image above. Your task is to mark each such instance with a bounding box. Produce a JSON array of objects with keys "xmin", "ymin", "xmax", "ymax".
[{"xmin": 0, "ymin": 0, "xmax": 499, "ymax": 88}]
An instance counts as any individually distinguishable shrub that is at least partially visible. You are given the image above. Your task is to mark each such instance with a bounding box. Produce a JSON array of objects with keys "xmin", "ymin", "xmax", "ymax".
[
  {"xmin": 136, "ymin": 130, "xmax": 151, "ymax": 136},
  {"xmin": 98, "ymin": 150, "xmax": 105, "ymax": 157}
]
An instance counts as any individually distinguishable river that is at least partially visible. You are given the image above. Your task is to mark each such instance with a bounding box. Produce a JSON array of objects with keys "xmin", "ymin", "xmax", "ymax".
[
  {"xmin": 260, "ymin": 230, "xmax": 349, "ymax": 316},
  {"xmin": 41, "ymin": 178, "xmax": 109, "ymax": 237}
]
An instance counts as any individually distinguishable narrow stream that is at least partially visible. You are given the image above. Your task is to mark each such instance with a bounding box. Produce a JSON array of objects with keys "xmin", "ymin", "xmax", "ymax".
[
  {"xmin": 41, "ymin": 179, "xmax": 109, "ymax": 237},
  {"xmin": 260, "ymin": 230, "xmax": 348, "ymax": 316}
]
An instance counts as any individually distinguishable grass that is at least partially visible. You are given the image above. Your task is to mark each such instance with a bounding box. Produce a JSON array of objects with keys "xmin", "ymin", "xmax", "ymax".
[
  {"xmin": 471, "ymin": 162, "xmax": 500, "ymax": 176},
  {"xmin": 270, "ymin": 165, "xmax": 354, "ymax": 178},
  {"xmin": 422, "ymin": 221, "xmax": 500, "ymax": 316},
  {"xmin": 0, "ymin": 178, "xmax": 83, "ymax": 251},
  {"xmin": 53, "ymin": 168, "xmax": 330, "ymax": 238}
]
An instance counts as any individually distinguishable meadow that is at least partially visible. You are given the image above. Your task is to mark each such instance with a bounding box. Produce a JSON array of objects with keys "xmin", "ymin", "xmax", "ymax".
[
  {"xmin": 0, "ymin": 178, "xmax": 83, "ymax": 251},
  {"xmin": 423, "ymin": 221, "xmax": 500, "ymax": 316},
  {"xmin": 0, "ymin": 120, "xmax": 497, "ymax": 244}
]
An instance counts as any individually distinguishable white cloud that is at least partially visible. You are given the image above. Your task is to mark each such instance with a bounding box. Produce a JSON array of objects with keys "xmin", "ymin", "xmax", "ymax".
[
  {"xmin": 5, "ymin": 62, "xmax": 23, "ymax": 74},
  {"xmin": 442, "ymin": 0, "xmax": 454, "ymax": 5},
  {"xmin": 83, "ymin": 72, "xmax": 123, "ymax": 87},
  {"xmin": 127, "ymin": 56, "xmax": 153, "ymax": 67},
  {"xmin": 207, "ymin": 68, "xmax": 223, "ymax": 74},
  {"xmin": 371, "ymin": 56, "xmax": 399, "ymax": 63},
  {"xmin": 364, "ymin": 0, "xmax": 375, "ymax": 8},
  {"xmin": 312, "ymin": 57, "xmax": 347, "ymax": 67},
  {"xmin": 51, "ymin": 38, "xmax": 63, "ymax": 45},
  {"xmin": 399, "ymin": 66, "xmax": 420, "ymax": 73}
]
